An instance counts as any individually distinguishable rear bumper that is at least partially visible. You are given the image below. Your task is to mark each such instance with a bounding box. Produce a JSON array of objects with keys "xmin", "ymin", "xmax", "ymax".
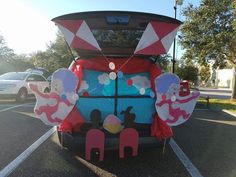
[{"xmin": 57, "ymin": 131, "xmax": 167, "ymax": 150}]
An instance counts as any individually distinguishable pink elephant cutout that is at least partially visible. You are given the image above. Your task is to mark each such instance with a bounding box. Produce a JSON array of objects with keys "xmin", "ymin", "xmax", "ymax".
[
  {"xmin": 155, "ymin": 73, "xmax": 200, "ymax": 126},
  {"xmin": 29, "ymin": 68, "xmax": 79, "ymax": 126}
]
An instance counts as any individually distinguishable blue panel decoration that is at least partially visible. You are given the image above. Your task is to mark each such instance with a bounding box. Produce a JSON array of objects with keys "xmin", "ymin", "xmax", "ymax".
[
  {"xmin": 117, "ymin": 98, "xmax": 155, "ymax": 123},
  {"xmin": 76, "ymin": 98, "xmax": 115, "ymax": 122}
]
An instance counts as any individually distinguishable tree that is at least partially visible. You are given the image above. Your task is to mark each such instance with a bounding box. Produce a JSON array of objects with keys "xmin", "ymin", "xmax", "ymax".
[
  {"xmin": 199, "ymin": 65, "xmax": 211, "ymax": 86},
  {"xmin": 0, "ymin": 35, "xmax": 33, "ymax": 74},
  {"xmin": 176, "ymin": 64, "xmax": 199, "ymax": 86},
  {"xmin": 152, "ymin": 55, "xmax": 171, "ymax": 72},
  {"xmin": 180, "ymin": 0, "xmax": 236, "ymax": 99},
  {"xmin": 231, "ymin": 0, "xmax": 236, "ymax": 100},
  {"xmin": 31, "ymin": 32, "xmax": 77, "ymax": 73},
  {"xmin": 0, "ymin": 35, "xmax": 14, "ymax": 61}
]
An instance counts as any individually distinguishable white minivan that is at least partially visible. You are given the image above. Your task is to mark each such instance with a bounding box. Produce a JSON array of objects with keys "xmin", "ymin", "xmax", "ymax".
[{"xmin": 0, "ymin": 72, "xmax": 50, "ymax": 102}]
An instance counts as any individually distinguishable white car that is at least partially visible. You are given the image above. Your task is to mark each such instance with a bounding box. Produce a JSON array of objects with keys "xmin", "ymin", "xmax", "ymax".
[{"xmin": 0, "ymin": 72, "xmax": 50, "ymax": 102}]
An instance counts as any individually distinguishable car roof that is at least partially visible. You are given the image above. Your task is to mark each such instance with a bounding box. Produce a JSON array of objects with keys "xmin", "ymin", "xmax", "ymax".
[{"xmin": 52, "ymin": 11, "xmax": 182, "ymax": 57}]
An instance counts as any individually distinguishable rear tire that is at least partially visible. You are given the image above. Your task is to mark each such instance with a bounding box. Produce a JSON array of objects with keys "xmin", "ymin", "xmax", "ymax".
[
  {"xmin": 44, "ymin": 87, "xmax": 50, "ymax": 93},
  {"xmin": 16, "ymin": 88, "xmax": 27, "ymax": 102}
]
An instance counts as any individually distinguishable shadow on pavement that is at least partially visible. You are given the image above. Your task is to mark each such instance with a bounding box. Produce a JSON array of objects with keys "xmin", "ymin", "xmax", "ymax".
[{"xmin": 173, "ymin": 109, "xmax": 236, "ymax": 177}]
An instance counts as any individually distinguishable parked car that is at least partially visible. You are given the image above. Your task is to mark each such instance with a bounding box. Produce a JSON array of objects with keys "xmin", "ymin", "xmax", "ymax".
[
  {"xmin": 0, "ymin": 72, "xmax": 50, "ymax": 102},
  {"xmin": 51, "ymin": 11, "xmax": 182, "ymax": 150},
  {"xmin": 25, "ymin": 67, "xmax": 50, "ymax": 78}
]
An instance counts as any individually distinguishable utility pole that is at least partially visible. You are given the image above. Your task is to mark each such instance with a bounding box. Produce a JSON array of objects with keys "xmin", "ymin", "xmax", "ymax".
[
  {"xmin": 172, "ymin": 0, "xmax": 177, "ymax": 73},
  {"xmin": 172, "ymin": 0, "xmax": 183, "ymax": 73}
]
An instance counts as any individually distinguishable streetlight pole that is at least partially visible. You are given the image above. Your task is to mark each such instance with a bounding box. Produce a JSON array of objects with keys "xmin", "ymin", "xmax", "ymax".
[{"xmin": 172, "ymin": 0, "xmax": 177, "ymax": 73}]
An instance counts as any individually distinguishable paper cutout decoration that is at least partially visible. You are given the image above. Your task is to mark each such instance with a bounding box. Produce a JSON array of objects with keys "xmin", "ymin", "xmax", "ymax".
[
  {"xmin": 130, "ymin": 75, "xmax": 151, "ymax": 90},
  {"xmin": 54, "ymin": 20, "xmax": 101, "ymax": 51},
  {"xmin": 121, "ymin": 106, "xmax": 136, "ymax": 128},
  {"xmin": 90, "ymin": 109, "xmax": 101, "ymax": 128},
  {"xmin": 29, "ymin": 68, "xmax": 78, "ymax": 126},
  {"xmin": 85, "ymin": 110, "xmax": 105, "ymax": 161},
  {"xmin": 85, "ymin": 129, "xmax": 105, "ymax": 161},
  {"xmin": 103, "ymin": 114, "xmax": 123, "ymax": 134},
  {"xmin": 119, "ymin": 128, "xmax": 139, "ymax": 158},
  {"xmin": 154, "ymin": 73, "xmax": 200, "ymax": 126},
  {"xmin": 134, "ymin": 22, "xmax": 180, "ymax": 55}
]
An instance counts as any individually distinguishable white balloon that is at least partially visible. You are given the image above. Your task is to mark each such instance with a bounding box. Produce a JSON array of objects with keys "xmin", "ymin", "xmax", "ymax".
[
  {"xmin": 109, "ymin": 72, "xmax": 117, "ymax": 80},
  {"xmin": 139, "ymin": 88, "xmax": 145, "ymax": 95},
  {"xmin": 109, "ymin": 62, "xmax": 116, "ymax": 70}
]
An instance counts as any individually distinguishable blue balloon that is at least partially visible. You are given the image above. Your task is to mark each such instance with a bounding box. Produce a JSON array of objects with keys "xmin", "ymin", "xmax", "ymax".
[
  {"xmin": 117, "ymin": 71, "xmax": 123, "ymax": 78},
  {"xmin": 149, "ymin": 91, "xmax": 155, "ymax": 98},
  {"xmin": 61, "ymin": 94, "xmax": 67, "ymax": 100}
]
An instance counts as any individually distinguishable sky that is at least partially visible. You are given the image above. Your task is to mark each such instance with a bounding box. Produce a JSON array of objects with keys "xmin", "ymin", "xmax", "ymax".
[{"xmin": 0, "ymin": 0, "xmax": 200, "ymax": 56}]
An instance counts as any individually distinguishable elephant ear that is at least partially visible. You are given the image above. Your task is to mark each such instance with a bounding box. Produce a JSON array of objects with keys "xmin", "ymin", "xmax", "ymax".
[
  {"xmin": 29, "ymin": 68, "xmax": 79, "ymax": 126},
  {"xmin": 154, "ymin": 73, "xmax": 200, "ymax": 126}
]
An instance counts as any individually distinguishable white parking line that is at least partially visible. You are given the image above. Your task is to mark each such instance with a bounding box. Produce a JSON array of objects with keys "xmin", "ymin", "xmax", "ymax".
[
  {"xmin": 0, "ymin": 126, "xmax": 56, "ymax": 177},
  {"xmin": 0, "ymin": 103, "xmax": 34, "ymax": 113},
  {"xmin": 169, "ymin": 138, "xmax": 204, "ymax": 177}
]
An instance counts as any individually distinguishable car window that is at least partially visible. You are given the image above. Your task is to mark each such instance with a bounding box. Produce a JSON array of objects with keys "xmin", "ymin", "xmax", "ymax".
[
  {"xmin": 27, "ymin": 74, "xmax": 46, "ymax": 82},
  {"xmin": 0, "ymin": 72, "xmax": 28, "ymax": 80}
]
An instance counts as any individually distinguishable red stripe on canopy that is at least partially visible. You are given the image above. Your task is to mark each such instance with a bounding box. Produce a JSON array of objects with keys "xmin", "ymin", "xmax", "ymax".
[
  {"xmin": 135, "ymin": 21, "xmax": 180, "ymax": 55},
  {"xmin": 55, "ymin": 20, "xmax": 83, "ymax": 34}
]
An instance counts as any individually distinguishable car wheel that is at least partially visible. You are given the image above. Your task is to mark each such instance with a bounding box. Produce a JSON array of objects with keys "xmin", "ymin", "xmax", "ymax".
[
  {"xmin": 44, "ymin": 87, "xmax": 50, "ymax": 93},
  {"xmin": 16, "ymin": 88, "xmax": 28, "ymax": 102}
]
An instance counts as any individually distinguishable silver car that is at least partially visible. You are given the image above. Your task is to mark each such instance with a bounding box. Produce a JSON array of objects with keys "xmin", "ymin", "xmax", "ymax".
[{"xmin": 0, "ymin": 72, "xmax": 50, "ymax": 102}]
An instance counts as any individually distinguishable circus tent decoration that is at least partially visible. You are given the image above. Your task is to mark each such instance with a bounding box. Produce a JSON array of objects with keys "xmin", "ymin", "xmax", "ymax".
[
  {"xmin": 54, "ymin": 20, "xmax": 101, "ymax": 51},
  {"xmin": 134, "ymin": 22, "xmax": 180, "ymax": 55}
]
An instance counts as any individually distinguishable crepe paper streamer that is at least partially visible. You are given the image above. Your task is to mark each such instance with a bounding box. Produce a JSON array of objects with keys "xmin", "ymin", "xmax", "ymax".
[
  {"xmin": 139, "ymin": 88, "xmax": 146, "ymax": 95},
  {"xmin": 103, "ymin": 114, "xmax": 123, "ymax": 134},
  {"xmin": 119, "ymin": 128, "xmax": 139, "ymax": 158},
  {"xmin": 109, "ymin": 72, "xmax": 117, "ymax": 80},
  {"xmin": 29, "ymin": 68, "xmax": 78, "ymax": 126},
  {"xmin": 85, "ymin": 129, "xmax": 105, "ymax": 161},
  {"xmin": 117, "ymin": 71, "xmax": 124, "ymax": 78},
  {"xmin": 150, "ymin": 114, "xmax": 173, "ymax": 139},
  {"xmin": 154, "ymin": 73, "xmax": 200, "ymax": 126},
  {"xmin": 109, "ymin": 62, "xmax": 116, "ymax": 70},
  {"xmin": 127, "ymin": 79, "xmax": 133, "ymax": 86}
]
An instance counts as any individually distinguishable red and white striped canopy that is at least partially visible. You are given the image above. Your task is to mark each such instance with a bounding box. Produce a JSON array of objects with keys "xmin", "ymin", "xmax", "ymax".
[
  {"xmin": 134, "ymin": 21, "xmax": 180, "ymax": 55},
  {"xmin": 54, "ymin": 20, "xmax": 101, "ymax": 51},
  {"xmin": 54, "ymin": 19, "xmax": 180, "ymax": 56}
]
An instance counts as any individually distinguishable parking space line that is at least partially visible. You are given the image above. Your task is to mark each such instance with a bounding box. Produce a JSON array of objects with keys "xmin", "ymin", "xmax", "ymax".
[
  {"xmin": 169, "ymin": 138, "xmax": 204, "ymax": 177},
  {"xmin": 0, "ymin": 103, "xmax": 33, "ymax": 112},
  {"xmin": 0, "ymin": 126, "xmax": 56, "ymax": 177}
]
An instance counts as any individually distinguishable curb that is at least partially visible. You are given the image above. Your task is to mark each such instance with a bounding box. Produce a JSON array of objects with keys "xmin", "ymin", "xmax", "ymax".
[
  {"xmin": 222, "ymin": 109, "xmax": 236, "ymax": 118},
  {"xmin": 210, "ymin": 107, "xmax": 236, "ymax": 119}
]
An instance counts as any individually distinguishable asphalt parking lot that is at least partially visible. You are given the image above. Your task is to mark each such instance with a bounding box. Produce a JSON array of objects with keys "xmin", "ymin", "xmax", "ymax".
[{"xmin": 0, "ymin": 100, "xmax": 235, "ymax": 177}]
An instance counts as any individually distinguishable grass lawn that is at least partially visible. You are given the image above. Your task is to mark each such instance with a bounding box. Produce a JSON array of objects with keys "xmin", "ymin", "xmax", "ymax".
[{"xmin": 198, "ymin": 98, "xmax": 236, "ymax": 114}]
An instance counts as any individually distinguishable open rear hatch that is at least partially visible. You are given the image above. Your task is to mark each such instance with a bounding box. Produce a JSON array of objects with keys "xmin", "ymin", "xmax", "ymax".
[{"xmin": 52, "ymin": 11, "xmax": 182, "ymax": 57}]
